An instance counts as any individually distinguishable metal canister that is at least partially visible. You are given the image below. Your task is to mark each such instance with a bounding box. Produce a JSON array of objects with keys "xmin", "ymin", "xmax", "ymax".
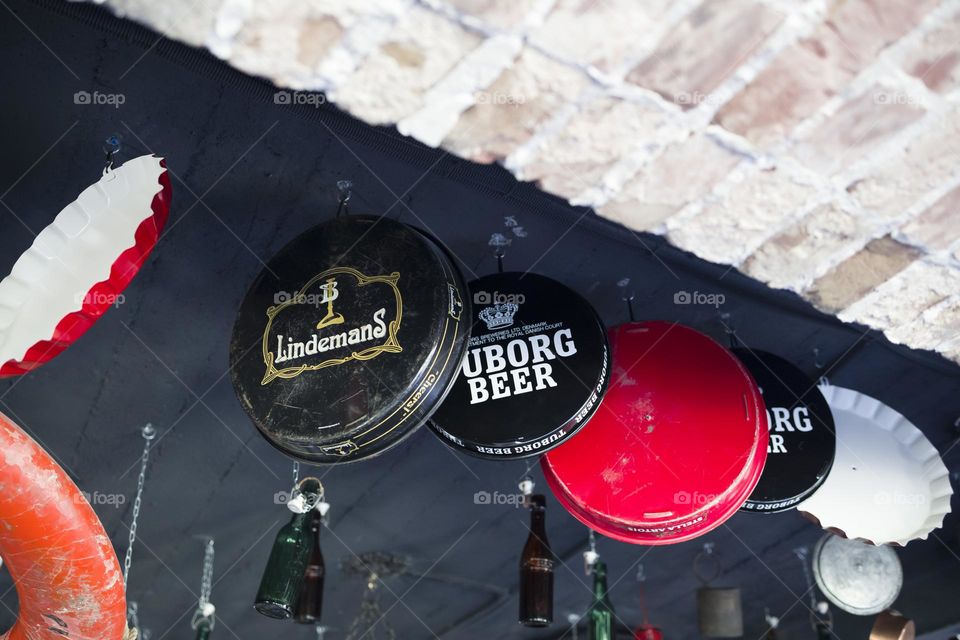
[
  {"xmin": 695, "ymin": 545, "xmax": 743, "ymax": 638},
  {"xmin": 697, "ymin": 588, "xmax": 744, "ymax": 638}
]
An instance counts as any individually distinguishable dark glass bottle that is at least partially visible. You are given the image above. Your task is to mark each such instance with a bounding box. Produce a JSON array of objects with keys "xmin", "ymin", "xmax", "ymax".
[
  {"xmin": 519, "ymin": 494, "xmax": 554, "ymax": 627},
  {"xmin": 254, "ymin": 509, "xmax": 316, "ymax": 619},
  {"xmin": 587, "ymin": 561, "xmax": 615, "ymax": 640},
  {"xmin": 294, "ymin": 510, "xmax": 326, "ymax": 624},
  {"xmin": 195, "ymin": 619, "xmax": 212, "ymax": 640}
]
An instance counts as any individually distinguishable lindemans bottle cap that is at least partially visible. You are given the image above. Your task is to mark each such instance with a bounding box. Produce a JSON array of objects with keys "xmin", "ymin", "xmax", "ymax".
[{"xmin": 230, "ymin": 215, "xmax": 471, "ymax": 464}]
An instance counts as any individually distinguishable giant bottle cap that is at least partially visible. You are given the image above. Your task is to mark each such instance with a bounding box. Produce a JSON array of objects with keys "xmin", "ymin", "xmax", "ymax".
[
  {"xmin": 542, "ymin": 322, "xmax": 768, "ymax": 545},
  {"xmin": 230, "ymin": 215, "xmax": 470, "ymax": 464},
  {"xmin": 429, "ymin": 272, "xmax": 609, "ymax": 459},
  {"xmin": 0, "ymin": 155, "xmax": 171, "ymax": 376},
  {"xmin": 797, "ymin": 385, "xmax": 952, "ymax": 545},
  {"xmin": 732, "ymin": 349, "xmax": 836, "ymax": 513}
]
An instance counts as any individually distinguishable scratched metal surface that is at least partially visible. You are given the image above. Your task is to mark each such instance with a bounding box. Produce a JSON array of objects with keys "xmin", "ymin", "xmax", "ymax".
[{"xmin": 0, "ymin": 2, "xmax": 959, "ymax": 639}]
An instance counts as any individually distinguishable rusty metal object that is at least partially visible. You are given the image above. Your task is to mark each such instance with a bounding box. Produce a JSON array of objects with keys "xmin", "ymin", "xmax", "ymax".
[
  {"xmin": 870, "ymin": 611, "xmax": 915, "ymax": 640},
  {"xmin": 0, "ymin": 411, "xmax": 127, "ymax": 640}
]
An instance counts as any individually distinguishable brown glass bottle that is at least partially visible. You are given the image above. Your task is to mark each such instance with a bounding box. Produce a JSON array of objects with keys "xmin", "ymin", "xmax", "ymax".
[
  {"xmin": 294, "ymin": 510, "xmax": 325, "ymax": 624},
  {"xmin": 519, "ymin": 494, "xmax": 554, "ymax": 627}
]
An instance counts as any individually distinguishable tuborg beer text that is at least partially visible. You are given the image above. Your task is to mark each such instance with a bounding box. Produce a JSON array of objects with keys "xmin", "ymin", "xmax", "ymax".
[{"xmin": 461, "ymin": 328, "xmax": 577, "ymax": 404}]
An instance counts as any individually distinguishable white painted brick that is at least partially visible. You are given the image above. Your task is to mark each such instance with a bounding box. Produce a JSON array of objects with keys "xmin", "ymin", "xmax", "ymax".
[
  {"xmin": 849, "ymin": 107, "xmax": 960, "ymax": 220},
  {"xmin": 443, "ymin": 47, "xmax": 590, "ymax": 162},
  {"xmin": 838, "ymin": 260, "xmax": 960, "ymax": 334},
  {"xmin": 599, "ymin": 132, "xmax": 743, "ymax": 232},
  {"xmin": 330, "ymin": 6, "xmax": 482, "ymax": 123},
  {"xmin": 742, "ymin": 203, "xmax": 873, "ymax": 290},
  {"xmin": 531, "ymin": 0, "xmax": 673, "ymax": 74},
  {"xmin": 665, "ymin": 163, "xmax": 820, "ymax": 265},
  {"xmin": 508, "ymin": 95, "xmax": 672, "ymax": 201}
]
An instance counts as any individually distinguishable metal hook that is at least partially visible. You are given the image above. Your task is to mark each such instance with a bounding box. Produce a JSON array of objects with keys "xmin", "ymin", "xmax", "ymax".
[
  {"xmin": 693, "ymin": 542, "xmax": 722, "ymax": 584},
  {"xmin": 719, "ymin": 312, "xmax": 740, "ymax": 348},
  {"xmin": 617, "ymin": 278, "xmax": 635, "ymax": 322},
  {"xmin": 488, "ymin": 233, "xmax": 510, "ymax": 272},
  {"xmin": 103, "ymin": 133, "xmax": 122, "ymax": 175},
  {"xmin": 336, "ymin": 180, "xmax": 353, "ymax": 217},
  {"xmin": 141, "ymin": 423, "xmax": 156, "ymax": 441}
]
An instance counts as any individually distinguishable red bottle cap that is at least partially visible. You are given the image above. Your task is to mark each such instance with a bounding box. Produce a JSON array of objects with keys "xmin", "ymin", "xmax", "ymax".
[
  {"xmin": 542, "ymin": 322, "xmax": 768, "ymax": 545},
  {"xmin": 635, "ymin": 625, "xmax": 663, "ymax": 640}
]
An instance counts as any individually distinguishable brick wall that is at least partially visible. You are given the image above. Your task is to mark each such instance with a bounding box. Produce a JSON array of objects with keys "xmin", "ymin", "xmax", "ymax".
[{"xmin": 102, "ymin": 0, "xmax": 960, "ymax": 363}]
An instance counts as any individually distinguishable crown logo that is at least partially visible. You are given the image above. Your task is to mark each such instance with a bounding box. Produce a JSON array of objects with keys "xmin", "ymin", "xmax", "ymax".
[{"xmin": 479, "ymin": 303, "xmax": 518, "ymax": 330}]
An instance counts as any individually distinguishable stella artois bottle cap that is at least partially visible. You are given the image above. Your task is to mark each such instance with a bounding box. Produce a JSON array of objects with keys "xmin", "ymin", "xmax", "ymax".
[{"xmin": 542, "ymin": 322, "xmax": 768, "ymax": 545}]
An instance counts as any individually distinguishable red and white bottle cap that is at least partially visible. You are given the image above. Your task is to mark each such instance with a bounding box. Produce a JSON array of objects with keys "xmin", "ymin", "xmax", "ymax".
[{"xmin": 0, "ymin": 155, "xmax": 171, "ymax": 376}]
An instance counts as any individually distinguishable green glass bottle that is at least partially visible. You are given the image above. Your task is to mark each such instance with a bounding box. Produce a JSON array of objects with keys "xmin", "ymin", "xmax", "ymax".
[
  {"xmin": 195, "ymin": 618, "xmax": 212, "ymax": 640},
  {"xmin": 254, "ymin": 494, "xmax": 318, "ymax": 619},
  {"xmin": 587, "ymin": 561, "xmax": 615, "ymax": 640}
]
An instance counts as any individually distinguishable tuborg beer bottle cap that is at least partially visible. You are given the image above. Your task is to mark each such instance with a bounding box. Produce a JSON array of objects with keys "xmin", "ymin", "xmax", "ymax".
[
  {"xmin": 429, "ymin": 272, "xmax": 610, "ymax": 459},
  {"xmin": 732, "ymin": 349, "xmax": 836, "ymax": 514},
  {"xmin": 230, "ymin": 215, "xmax": 471, "ymax": 464}
]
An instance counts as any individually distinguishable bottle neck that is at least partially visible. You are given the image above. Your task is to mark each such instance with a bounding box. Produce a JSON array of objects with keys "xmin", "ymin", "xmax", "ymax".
[
  {"xmin": 529, "ymin": 508, "xmax": 546, "ymax": 533},
  {"xmin": 592, "ymin": 569, "xmax": 608, "ymax": 601}
]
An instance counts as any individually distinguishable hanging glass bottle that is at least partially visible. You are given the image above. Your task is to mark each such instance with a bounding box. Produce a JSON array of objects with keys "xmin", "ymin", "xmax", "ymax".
[
  {"xmin": 255, "ymin": 478, "xmax": 321, "ymax": 619},
  {"xmin": 587, "ymin": 561, "xmax": 615, "ymax": 640},
  {"xmin": 519, "ymin": 494, "xmax": 554, "ymax": 626},
  {"xmin": 295, "ymin": 509, "xmax": 326, "ymax": 624}
]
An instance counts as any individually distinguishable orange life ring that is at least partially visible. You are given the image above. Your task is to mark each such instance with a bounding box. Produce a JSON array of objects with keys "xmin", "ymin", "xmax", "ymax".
[{"xmin": 0, "ymin": 411, "xmax": 127, "ymax": 640}]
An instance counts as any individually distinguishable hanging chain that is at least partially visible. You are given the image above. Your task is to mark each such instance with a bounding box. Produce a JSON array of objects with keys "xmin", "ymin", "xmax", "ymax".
[
  {"xmin": 292, "ymin": 461, "xmax": 300, "ymax": 490},
  {"xmin": 345, "ymin": 578, "xmax": 396, "ymax": 640},
  {"xmin": 793, "ymin": 547, "xmax": 818, "ymax": 610},
  {"xmin": 192, "ymin": 539, "xmax": 216, "ymax": 631},
  {"xmin": 199, "ymin": 539, "xmax": 215, "ymax": 608},
  {"xmin": 124, "ymin": 424, "xmax": 155, "ymax": 585},
  {"xmin": 583, "ymin": 529, "xmax": 599, "ymax": 575}
]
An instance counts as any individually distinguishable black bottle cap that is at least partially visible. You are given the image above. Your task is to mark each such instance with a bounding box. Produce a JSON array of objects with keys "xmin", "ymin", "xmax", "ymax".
[
  {"xmin": 429, "ymin": 272, "xmax": 610, "ymax": 459},
  {"xmin": 733, "ymin": 349, "xmax": 836, "ymax": 513}
]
